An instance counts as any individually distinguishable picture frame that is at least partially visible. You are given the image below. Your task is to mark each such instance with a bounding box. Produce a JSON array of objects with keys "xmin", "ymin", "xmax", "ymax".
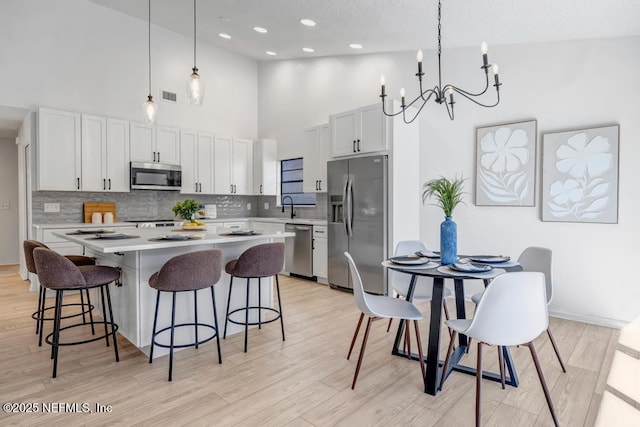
[
  {"xmin": 475, "ymin": 119, "xmax": 537, "ymax": 206},
  {"xmin": 541, "ymin": 124, "xmax": 619, "ymax": 223}
]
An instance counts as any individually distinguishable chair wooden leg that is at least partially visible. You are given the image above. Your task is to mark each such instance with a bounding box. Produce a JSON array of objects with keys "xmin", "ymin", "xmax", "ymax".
[
  {"xmin": 443, "ymin": 300, "xmax": 453, "ymax": 338},
  {"xmin": 439, "ymin": 331, "xmax": 457, "ymax": 391},
  {"xmin": 405, "ymin": 320, "xmax": 412, "ymax": 359},
  {"xmin": 352, "ymin": 317, "xmax": 373, "ymax": 390},
  {"xmin": 498, "ymin": 345, "xmax": 505, "ymax": 389},
  {"xmin": 386, "ymin": 295, "xmax": 400, "ymax": 332},
  {"xmin": 547, "ymin": 327, "xmax": 567, "ymax": 373},
  {"xmin": 528, "ymin": 341, "xmax": 559, "ymax": 427},
  {"xmin": 347, "ymin": 312, "xmax": 364, "ymax": 360},
  {"xmin": 476, "ymin": 342, "xmax": 483, "ymax": 427},
  {"xmin": 413, "ymin": 320, "xmax": 426, "ymax": 386}
]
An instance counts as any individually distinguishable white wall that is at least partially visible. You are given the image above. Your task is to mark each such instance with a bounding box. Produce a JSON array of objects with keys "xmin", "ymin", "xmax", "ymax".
[
  {"xmin": 259, "ymin": 36, "xmax": 640, "ymax": 327},
  {"xmin": 0, "ymin": 138, "xmax": 19, "ymax": 264},
  {"xmin": 0, "ymin": 0, "xmax": 258, "ymax": 138}
]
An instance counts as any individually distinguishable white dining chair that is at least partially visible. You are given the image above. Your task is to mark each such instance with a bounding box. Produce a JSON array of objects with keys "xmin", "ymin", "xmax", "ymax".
[
  {"xmin": 441, "ymin": 272, "xmax": 559, "ymax": 427},
  {"xmin": 344, "ymin": 252, "xmax": 425, "ymax": 390},
  {"xmin": 470, "ymin": 247, "xmax": 566, "ymax": 372},
  {"xmin": 386, "ymin": 240, "xmax": 454, "ymax": 333}
]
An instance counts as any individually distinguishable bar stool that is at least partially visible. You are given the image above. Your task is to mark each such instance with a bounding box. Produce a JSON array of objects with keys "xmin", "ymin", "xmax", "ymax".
[
  {"xmin": 148, "ymin": 249, "xmax": 223, "ymax": 381},
  {"xmin": 32, "ymin": 247, "xmax": 121, "ymax": 378},
  {"xmin": 223, "ymin": 242, "xmax": 285, "ymax": 353},
  {"xmin": 24, "ymin": 240, "xmax": 97, "ymax": 347}
]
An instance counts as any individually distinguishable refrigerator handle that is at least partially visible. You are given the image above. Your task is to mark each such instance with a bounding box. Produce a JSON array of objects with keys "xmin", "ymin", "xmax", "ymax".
[
  {"xmin": 346, "ymin": 178, "xmax": 354, "ymax": 237},
  {"xmin": 342, "ymin": 177, "xmax": 349, "ymax": 236}
]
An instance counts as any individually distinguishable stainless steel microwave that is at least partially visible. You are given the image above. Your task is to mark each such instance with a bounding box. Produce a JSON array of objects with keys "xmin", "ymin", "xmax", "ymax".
[{"xmin": 130, "ymin": 162, "xmax": 182, "ymax": 190}]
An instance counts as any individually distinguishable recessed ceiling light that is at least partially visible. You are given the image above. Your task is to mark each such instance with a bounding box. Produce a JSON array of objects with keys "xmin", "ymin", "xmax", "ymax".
[
  {"xmin": 219, "ymin": 33, "xmax": 231, "ymax": 39},
  {"xmin": 302, "ymin": 47, "xmax": 315, "ymax": 53},
  {"xmin": 253, "ymin": 26, "xmax": 268, "ymax": 34},
  {"xmin": 266, "ymin": 51, "xmax": 277, "ymax": 56},
  {"xmin": 300, "ymin": 19, "xmax": 316, "ymax": 27},
  {"xmin": 349, "ymin": 43, "xmax": 363, "ymax": 49}
]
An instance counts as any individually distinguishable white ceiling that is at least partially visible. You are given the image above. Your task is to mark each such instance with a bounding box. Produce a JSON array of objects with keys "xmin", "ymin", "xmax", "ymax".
[{"xmin": 89, "ymin": 0, "xmax": 640, "ymax": 61}]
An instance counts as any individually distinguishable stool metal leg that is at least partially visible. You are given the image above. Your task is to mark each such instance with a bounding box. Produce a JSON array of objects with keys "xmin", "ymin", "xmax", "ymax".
[
  {"xmin": 258, "ymin": 277, "xmax": 262, "ymax": 329},
  {"xmin": 100, "ymin": 286, "xmax": 110, "ymax": 348},
  {"xmin": 85, "ymin": 288, "xmax": 95, "ymax": 335},
  {"xmin": 80, "ymin": 287, "xmax": 87, "ymax": 324},
  {"xmin": 244, "ymin": 278, "xmax": 250, "ymax": 352},
  {"xmin": 211, "ymin": 286, "xmax": 222, "ymax": 364},
  {"xmin": 223, "ymin": 276, "xmax": 234, "ymax": 339},
  {"xmin": 35, "ymin": 286, "xmax": 44, "ymax": 334},
  {"xmin": 194, "ymin": 290, "xmax": 199, "ymax": 349},
  {"xmin": 275, "ymin": 274, "xmax": 285, "ymax": 342},
  {"xmin": 104, "ymin": 284, "xmax": 119, "ymax": 362},
  {"xmin": 38, "ymin": 287, "xmax": 47, "ymax": 347},
  {"xmin": 168, "ymin": 291, "xmax": 177, "ymax": 381},
  {"xmin": 52, "ymin": 290, "xmax": 63, "ymax": 378},
  {"xmin": 149, "ymin": 290, "xmax": 161, "ymax": 363}
]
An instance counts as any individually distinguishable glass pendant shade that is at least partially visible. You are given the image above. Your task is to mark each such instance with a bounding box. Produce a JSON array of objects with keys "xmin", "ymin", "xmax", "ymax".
[
  {"xmin": 143, "ymin": 95, "xmax": 158, "ymax": 124},
  {"xmin": 186, "ymin": 68, "xmax": 205, "ymax": 105}
]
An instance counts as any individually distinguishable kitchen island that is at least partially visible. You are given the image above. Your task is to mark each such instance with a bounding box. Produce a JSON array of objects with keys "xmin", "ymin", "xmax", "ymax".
[{"xmin": 55, "ymin": 228, "xmax": 294, "ymax": 357}]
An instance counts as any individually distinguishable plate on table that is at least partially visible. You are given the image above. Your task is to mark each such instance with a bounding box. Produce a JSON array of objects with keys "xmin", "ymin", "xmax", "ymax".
[
  {"xmin": 389, "ymin": 255, "xmax": 431, "ymax": 265},
  {"xmin": 161, "ymin": 234, "xmax": 191, "ymax": 241},
  {"xmin": 94, "ymin": 233, "xmax": 130, "ymax": 239},
  {"xmin": 75, "ymin": 228, "xmax": 109, "ymax": 234},
  {"xmin": 450, "ymin": 262, "xmax": 493, "ymax": 273},
  {"xmin": 468, "ymin": 255, "xmax": 511, "ymax": 264},
  {"xmin": 415, "ymin": 250, "xmax": 440, "ymax": 259},
  {"xmin": 230, "ymin": 229, "xmax": 255, "ymax": 235}
]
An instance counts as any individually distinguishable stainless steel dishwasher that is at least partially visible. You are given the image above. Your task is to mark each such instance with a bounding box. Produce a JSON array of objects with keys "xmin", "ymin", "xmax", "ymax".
[{"xmin": 285, "ymin": 223, "xmax": 313, "ymax": 278}]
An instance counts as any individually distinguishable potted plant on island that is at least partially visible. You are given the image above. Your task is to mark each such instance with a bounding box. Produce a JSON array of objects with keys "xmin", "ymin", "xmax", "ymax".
[
  {"xmin": 422, "ymin": 176, "xmax": 466, "ymax": 265},
  {"xmin": 172, "ymin": 199, "xmax": 206, "ymax": 228}
]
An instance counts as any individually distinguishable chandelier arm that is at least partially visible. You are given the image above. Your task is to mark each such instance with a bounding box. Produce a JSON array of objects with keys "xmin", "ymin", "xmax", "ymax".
[
  {"xmin": 443, "ymin": 97, "xmax": 455, "ymax": 120},
  {"xmin": 193, "ymin": 0, "xmax": 197, "ymax": 68},
  {"xmin": 381, "ymin": 98, "xmax": 405, "ymax": 117},
  {"xmin": 403, "ymin": 94, "xmax": 434, "ymax": 124},
  {"xmin": 407, "ymin": 88, "xmax": 437, "ymax": 109},
  {"xmin": 443, "ymin": 71, "xmax": 490, "ymax": 98},
  {"xmin": 450, "ymin": 86, "xmax": 501, "ymax": 108}
]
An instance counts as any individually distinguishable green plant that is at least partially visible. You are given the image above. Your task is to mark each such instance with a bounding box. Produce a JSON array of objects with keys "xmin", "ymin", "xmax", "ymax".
[
  {"xmin": 172, "ymin": 199, "xmax": 201, "ymax": 222},
  {"xmin": 422, "ymin": 176, "xmax": 466, "ymax": 217}
]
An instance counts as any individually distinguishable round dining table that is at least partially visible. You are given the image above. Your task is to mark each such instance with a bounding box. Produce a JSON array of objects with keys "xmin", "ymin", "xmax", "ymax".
[{"xmin": 382, "ymin": 257, "xmax": 522, "ymax": 396}]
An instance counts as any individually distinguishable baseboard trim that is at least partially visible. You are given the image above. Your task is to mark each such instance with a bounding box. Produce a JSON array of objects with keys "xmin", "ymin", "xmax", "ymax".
[{"xmin": 548, "ymin": 309, "xmax": 628, "ymax": 330}]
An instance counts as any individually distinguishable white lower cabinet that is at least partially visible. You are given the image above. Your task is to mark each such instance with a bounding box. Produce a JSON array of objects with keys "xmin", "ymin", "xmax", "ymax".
[{"xmin": 313, "ymin": 226, "xmax": 328, "ymax": 281}]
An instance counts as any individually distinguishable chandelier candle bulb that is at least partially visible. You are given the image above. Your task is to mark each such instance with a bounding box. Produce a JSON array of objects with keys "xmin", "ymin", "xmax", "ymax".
[
  {"xmin": 417, "ymin": 49, "xmax": 424, "ymax": 74},
  {"xmin": 400, "ymin": 87, "xmax": 406, "ymax": 106},
  {"xmin": 492, "ymin": 64, "xmax": 500, "ymax": 87},
  {"xmin": 481, "ymin": 42, "xmax": 489, "ymax": 67},
  {"xmin": 380, "ymin": 75, "xmax": 386, "ymax": 97}
]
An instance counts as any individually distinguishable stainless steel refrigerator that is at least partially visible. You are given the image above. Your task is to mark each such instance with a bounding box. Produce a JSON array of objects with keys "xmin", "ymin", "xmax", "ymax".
[{"xmin": 327, "ymin": 155, "xmax": 388, "ymax": 294}]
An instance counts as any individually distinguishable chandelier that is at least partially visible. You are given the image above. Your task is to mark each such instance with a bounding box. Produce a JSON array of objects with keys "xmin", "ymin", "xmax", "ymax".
[
  {"xmin": 143, "ymin": 0, "xmax": 158, "ymax": 124},
  {"xmin": 186, "ymin": 0, "xmax": 205, "ymax": 105},
  {"xmin": 379, "ymin": 0, "xmax": 501, "ymax": 122}
]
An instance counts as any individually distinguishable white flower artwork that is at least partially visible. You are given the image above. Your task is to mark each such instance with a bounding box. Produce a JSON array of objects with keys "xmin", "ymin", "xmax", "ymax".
[
  {"xmin": 475, "ymin": 120, "xmax": 536, "ymax": 206},
  {"xmin": 542, "ymin": 125, "xmax": 619, "ymax": 223}
]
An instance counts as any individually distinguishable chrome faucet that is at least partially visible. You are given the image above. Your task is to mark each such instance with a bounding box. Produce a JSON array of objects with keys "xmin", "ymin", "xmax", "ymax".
[{"xmin": 281, "ymin": 195, "xmax": 296, "ymax": 219}]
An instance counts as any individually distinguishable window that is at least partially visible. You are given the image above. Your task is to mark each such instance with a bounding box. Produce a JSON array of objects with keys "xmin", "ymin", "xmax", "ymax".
[{"xmin": 281, "ymin": 158, "xmax": 316, "ymax": 205}]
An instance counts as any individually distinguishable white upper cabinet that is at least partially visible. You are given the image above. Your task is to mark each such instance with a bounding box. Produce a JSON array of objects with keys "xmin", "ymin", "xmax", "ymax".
[
  {"xmin": 37, "ymin": 108, "xmax": 82, "ymax": 191},
  {"xmin": 181, "ymin": 129, "xmax": 214, "ymax": 194},
  {"xmin": 253, "ymin": 138, "xmax": 278, "ymax": 195},
  {"xmin": 303, "ymin": 124, "xmax": 330, "ymax": 192},
  {"xmin": 130, "ymin": 123, "xmax": 180, "ymax": 165},
  {"xmin": 232, "ymin": 138, "xmax": 254, "ymax": 195},
  {"xmin": 330, "ymin": 103, "xmax": 386, "ymax": 157},
  {"xmin": 81, "ymin": 115, "xmax": 129, "ymax": 192},
  {"xmin": 214, "ymin": 136, "xmax": 233, "ymax": 194}
]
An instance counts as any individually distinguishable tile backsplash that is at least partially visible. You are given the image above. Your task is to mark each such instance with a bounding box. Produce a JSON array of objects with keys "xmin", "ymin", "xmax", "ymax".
[{"xmin": 32, "ymin": 191, "xmax": 327, "ymax": 224}]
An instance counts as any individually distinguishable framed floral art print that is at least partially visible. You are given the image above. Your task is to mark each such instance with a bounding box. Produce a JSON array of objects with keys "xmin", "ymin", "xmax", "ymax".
[
  {"xmin": 475, "ymin": 120, "xmax": 537, "ymax": 206},
  {"xmin": 541, "ymin": 124, "xmax": 619, "ymax": 223}
]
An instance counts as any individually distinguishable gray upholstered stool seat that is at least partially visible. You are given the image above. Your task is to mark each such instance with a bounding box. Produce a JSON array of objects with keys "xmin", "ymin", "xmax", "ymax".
[
  {"xmin": 32, "ymin": 247, "xmax": 121, "ymax": 378},
  {"xmin": 148, "ymin": 249, "xmax": 223, "ymax": 381},
  {"xmin": 223, "ymin": 242, "xmax": 285, "ymax": 353},
  {"xmin": 24, "ymin": 240, "xmax": 97, "ymax": 347}
]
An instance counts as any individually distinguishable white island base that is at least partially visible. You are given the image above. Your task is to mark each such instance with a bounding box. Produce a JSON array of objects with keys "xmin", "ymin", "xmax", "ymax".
[{"xmin": 57, "ymin": 229, "xmax": 292, "ymax": 358}]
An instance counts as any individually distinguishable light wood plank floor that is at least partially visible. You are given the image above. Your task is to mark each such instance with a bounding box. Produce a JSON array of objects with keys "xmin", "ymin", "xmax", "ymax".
[{"xmin": 0, "ymin": 264, "xmax": 618, "ymax": 426}]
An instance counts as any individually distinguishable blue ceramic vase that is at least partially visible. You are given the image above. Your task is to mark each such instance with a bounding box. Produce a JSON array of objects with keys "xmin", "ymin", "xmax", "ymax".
[{"xmin": 440, "ymin": 216, "xmax": 457, "ymax": 265}]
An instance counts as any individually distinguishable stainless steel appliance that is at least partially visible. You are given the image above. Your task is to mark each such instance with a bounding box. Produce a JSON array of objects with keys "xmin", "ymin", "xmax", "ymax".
[
  {"xmin": 327, "ymin": 155, "xmax": 388, "ymax": 294},
  {"xmin": 130, "ymin": 162, "xmax": 182, "ymax": 190},
  {"xmin": 124, "ymin": 219, "xmax": 178, "ymax": 228},
  {"xmin": 285, "ymin": 223, "xmax": 313, "ymax": 278}
]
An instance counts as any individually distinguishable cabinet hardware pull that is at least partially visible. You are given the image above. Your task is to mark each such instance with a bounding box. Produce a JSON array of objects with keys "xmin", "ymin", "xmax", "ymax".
[
  {"xmin": 153, "ymin": 151, "xmax": 156, "ymax": 162},
  {"xmin": 357, "ymin": 139, "xmax": 361, "ymax": 152},
  {"xmin": 319, "ymin": 180, "xmax": 322, "ymax": 190},
  {"xmin": 199, "ymin": 183, "xmax": 202, "ymax": 192},
  {"xmin": 108, "ymin": 178, "xmax": 111, "ymax": 190},
  {"xmin": 196, "ymin": 183, "xmax": 199, "ymax": 192},
  {"xmin": 103, "ymin": 179, "xmax": 106, "ymax": 190},
  {"xmin": 114, "ymin": 252, "xmax": 124, "ymax": 256},
  {"xmin": 260, "ymin": 184, "xmax": 263, "ymax": 194},
  {"xmin": 157, "ymin": 152, "xmax": 160, "ymax": 162},
  {"xmin": 77, "ymin": 177, "xmax": 80, "ymax": 189},
  {"xmin": 312, "ymin": 238, "xmax": 315, "ymax": 250},
  {"xmin": 353, "ymin": 140, "xmax": 356, "ymax": 152}
]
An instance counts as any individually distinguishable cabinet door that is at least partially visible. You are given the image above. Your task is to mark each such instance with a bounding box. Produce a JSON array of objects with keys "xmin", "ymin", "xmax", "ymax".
[
  {"xmin": 81, "ymin": 114, "xmax": 107, "ymax": 192},
  {"xmin": 105, "ymin": 118, "xmax": 130, "ymax": 192},
  {"xmin": 313, "ymin": 237, "xmax": 328, "ymax": 278},
  {"xmin": 180, "ymin": 129, "xmax": 198, "ymax": 194},
  {"xmin": 155, "ymin": 126, "xmax": 180, "ymax": 165},
  {"xmin": 37, "ymin": 108, "xmax": 81, "ymax": 191},
  {"xmin": 317, "ymin": 124, "xmax": 331, "ymax": 191},
  {"xmin": 253, "ymin": 138, "xmax": 278, "ymax": 196},
  {"xmin": 358, "ymin": 104, "xmax": 386, "ymax": 153},
  {"xmin": 232, "ymin": 138, "xmax": 253, "ymax": 195},
  {"xmin": 214, "ymin": 136, "xmax": 233, "ymax": 194},
  {"xmin": 302, "ymin": 127, "xmax": 320, "ymax": 193},
  {"xmin": 130, "ymin": 122, "xmax": 155, "ymax": 163},
  {"xmin": 197, "ymin": 132, "xmax": 214, "ymax": 194},
  {"xmin": 331, "ymin": 110, "xmax": 358, "ymax": 157}
]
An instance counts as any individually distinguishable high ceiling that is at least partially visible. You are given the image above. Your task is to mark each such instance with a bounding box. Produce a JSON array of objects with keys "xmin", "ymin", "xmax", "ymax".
[{"xmin": 89, "ymin": 0, "xmax": 640, "ymax": 61}]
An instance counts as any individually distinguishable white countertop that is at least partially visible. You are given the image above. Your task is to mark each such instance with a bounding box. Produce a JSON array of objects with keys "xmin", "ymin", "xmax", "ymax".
[
  {"xmin": 54, "ymin": 228, "xmax": 295, "ymax": 253},
  {"xmin": 34, "ymin": 217, "xmax": 327, "ymax": 229}
]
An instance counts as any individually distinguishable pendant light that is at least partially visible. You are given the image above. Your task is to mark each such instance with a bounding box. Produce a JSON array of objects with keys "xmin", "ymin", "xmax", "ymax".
[
  {"xmin": 186, "ymin": 0, "xmax": 204, "ymax": 105},
  {"xmin": 143, "ymin": 0, "xmax": 158, "ymax": 124}
]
